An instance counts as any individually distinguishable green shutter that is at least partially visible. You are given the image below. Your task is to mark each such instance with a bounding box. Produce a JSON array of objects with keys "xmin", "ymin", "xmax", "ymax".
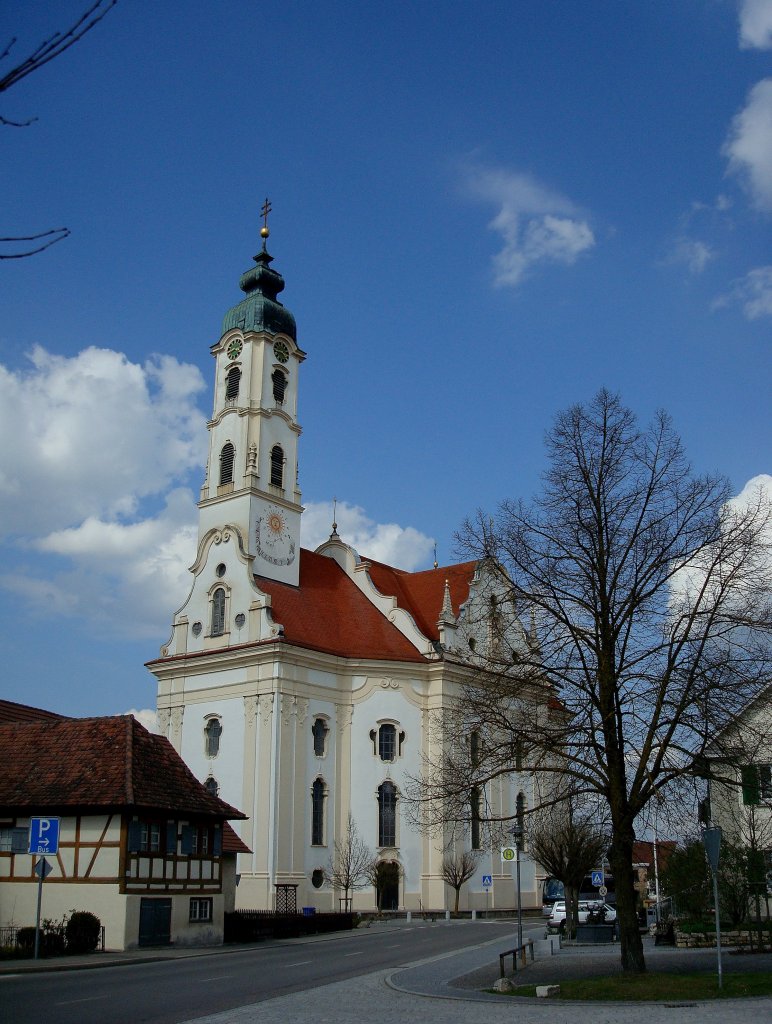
[
  {"xmin": 11, "ymin": 827, "xmax": 28, "ymax": 853},
  {"xmin": 213, "ymin": 825, "xmax": 222, "ymax": 856},
  {"xmin": 180, "ymin": 826, "xmax": 193, "ymax": 855},
  {"xmin": 742, "ymin": 765, "xmax": 760, "ymax": 805}
]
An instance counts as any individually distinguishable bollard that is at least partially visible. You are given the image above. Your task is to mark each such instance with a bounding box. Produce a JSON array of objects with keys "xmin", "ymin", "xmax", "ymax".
[
  {"xmin": 445, "ymin": 910, "xmax": 450, "ymax": 921},
  {"xmin": 472, "ymin": 909, "xmax": 477, "ymax": 920},
  {"xmin": 406, "ymin": 911, "xmax": 412, "ymax": 922}
]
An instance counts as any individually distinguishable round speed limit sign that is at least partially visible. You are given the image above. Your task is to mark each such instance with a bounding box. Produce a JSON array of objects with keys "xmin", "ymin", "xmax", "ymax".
[{"xmin": 598, "ymin": 885, "xmax": 608, "ymax": 897}]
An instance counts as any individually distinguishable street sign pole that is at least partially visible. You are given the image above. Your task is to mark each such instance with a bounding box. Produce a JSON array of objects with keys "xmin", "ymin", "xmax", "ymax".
[
  {"xmin": 703, "ymin": 827, "xmax": 723, "ymax": 991},
  {"xmin": 34, "ymin": 857, "xmax": 45, "ymax": 960}
]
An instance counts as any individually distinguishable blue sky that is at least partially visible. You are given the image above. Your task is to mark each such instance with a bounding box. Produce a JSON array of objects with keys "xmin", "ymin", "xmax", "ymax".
[{"xmin": 1, "ymin": 1, "xmax": 770, "ymax": 721}]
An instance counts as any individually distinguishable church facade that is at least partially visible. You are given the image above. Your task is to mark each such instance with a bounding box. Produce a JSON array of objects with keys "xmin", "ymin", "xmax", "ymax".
[{"xmin": 148, "ymin": 224, "xmax": 545, "ymax": 913}]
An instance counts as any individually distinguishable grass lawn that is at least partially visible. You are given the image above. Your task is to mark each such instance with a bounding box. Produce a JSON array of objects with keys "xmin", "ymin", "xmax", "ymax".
[{"xmin": 500, "ymin": 972, "xmax": 772, "ymax": 1000}]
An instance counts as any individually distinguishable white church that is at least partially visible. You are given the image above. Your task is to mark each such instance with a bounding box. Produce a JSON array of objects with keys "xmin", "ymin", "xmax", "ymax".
[{"xmin": 148, "ymin": 219, "xmax": 546, "ymax": 913}]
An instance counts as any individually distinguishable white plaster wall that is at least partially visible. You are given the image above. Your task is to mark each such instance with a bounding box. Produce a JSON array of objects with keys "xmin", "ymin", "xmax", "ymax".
[{"xmin": 180, "ymin": 695, "xmax": 246, "ymax": 810}]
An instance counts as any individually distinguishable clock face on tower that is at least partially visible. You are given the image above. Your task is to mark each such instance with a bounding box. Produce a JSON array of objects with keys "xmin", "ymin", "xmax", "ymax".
[
  {"xmin": 227, "ymin": 338, "xmax": 243, "ymax": 360},
  {"xmin": 273, "ymin": 340, "xmax": 289, "ymax": 364},
  {"xmin": 256, "ymin": 506, "xmax": 296, "ymax": 566}
]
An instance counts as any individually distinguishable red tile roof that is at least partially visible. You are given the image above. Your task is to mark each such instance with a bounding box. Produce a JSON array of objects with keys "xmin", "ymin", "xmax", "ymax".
[
  {"xmin": 364, "ymin": 558, "xmax": 477, "ymax": 643},
  {"xmin": 0, "ymin": 700, "xmax": 69, "ymax": 724},
  {"xmin": 255, "ymin": 548, "xmax": 430, "ymax": 662},
  {"xmin": 0, "ymin": 716, "xmax": 245, "ymax": 820}
]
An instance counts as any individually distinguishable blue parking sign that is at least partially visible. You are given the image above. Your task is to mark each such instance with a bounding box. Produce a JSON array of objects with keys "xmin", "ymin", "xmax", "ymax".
[{"xmin": 28, "ymin": 817, "xmax": 60, "ymax": 855}]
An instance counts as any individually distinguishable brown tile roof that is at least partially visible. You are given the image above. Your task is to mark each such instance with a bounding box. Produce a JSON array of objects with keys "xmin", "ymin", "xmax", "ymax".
[
  {"xmin": 364, "ymin": 558, "xmax": 477, "ymax": 642},
  {"xmin": 222, "ymin": 821, "xmax": 251, "ymax": 854},
  {"xmin": 254, "ymin": 548, "xmax": 428, "ymax": 662},
  {"xmin": 0, "ymin": 716, "xmax": 245, "ymax": 820},
  {"xmin": 0, "ymin": 700, "xmax": 70, "ymax": 724}
]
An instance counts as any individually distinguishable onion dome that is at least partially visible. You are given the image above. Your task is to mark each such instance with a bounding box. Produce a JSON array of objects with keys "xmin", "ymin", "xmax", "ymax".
[{"xmin": 221, "ymin": 214, "xmax": 296, "ymax": 340}]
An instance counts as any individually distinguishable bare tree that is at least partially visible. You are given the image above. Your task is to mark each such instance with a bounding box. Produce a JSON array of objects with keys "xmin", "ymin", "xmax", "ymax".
[
  {"xmin": 324, "ymin": 814, "xmax": 375, "ymax": 911},
  {"xmin": 419, "ymin": 389, "xmax": 772, "ymax": 973},
  {"xmin": 441, "ymin": 850, "xmax": 478, "ymax": 913},
  {"xmin": 1, "ymin": 1, "xmax": 117, "ymax": 258},
  {"xmin": 528, "ymin": 804, "xmax": 607, "ymax": 938}
]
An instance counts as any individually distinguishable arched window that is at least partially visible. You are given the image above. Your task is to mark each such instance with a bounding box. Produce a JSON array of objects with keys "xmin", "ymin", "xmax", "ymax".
[
  {"xmin": 225, "ymin": 366, "xmax": 241, "ymax": 403},
  {"xmin": 312, "ymin": 717, "xmax": 328, "ymax": 757},
  {"xmin": 471, "ymin": 785, "xmax": 481, "ymax": 850},
  {"xmin": 270, "ymin": 445, "xmax": 284, "ymax": 487},
  {"xmin": 311, "ymin": 868, "xmax": 324, "ymax": 889},
  {"xmin": 272, "ymin": 368, "xmax": 287, "ymax": 404},
  {"xmin": 378, "ymin": 781, "xmax": 397, "ymax": 847},
  {"xmin": 204, "ymin": 719, "xmax": 222, "ymax": 758},
  {"xmin": 219, "ymin": 443, "xmax": 235, "ymax": 485},
  {"xmin": 211, "ymin": 588, "xmax": 226, "ymax": 636},
  {"xmin": 378, "ymin": 724, "xmax": 396, "ymax": 762},
  {"xmin": 311, "ymin": 778, "xmax": 325, "ymax": 846},
  {"xmin": 204, "ymin": 776, "xmax": 219, "ymax": 796}
]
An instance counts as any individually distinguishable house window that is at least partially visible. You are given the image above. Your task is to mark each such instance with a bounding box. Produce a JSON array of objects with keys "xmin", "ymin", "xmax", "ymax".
[
  {"xmin": 311, "ymin": 778, "xmax": 325, "ymax": 846},
  {"xmin": 272, "ymin": 368, "xmax": 287, "ymax": 404},
  {"xmin": 312, "ymin": 717, "xmax": 328, "ymax": 757},
  {"xmin": 378, "ymin": 781, "xmax": 397, "ymax": 847},
  {"xmin": 219, "ymin": 443, "xmax": 235, "ymax": 485},
  {"xmin": 211, "ymin": 588, "xmax": 226, "ymax": 636},
  {"xmin": 225, "ymin": 366, "xmax": 241, "ymax": 403},
  {"xmin": 742, "ymin": 764, "xmax": 772, "ymax": 805},
  {"xmin": 204, "ymin": 776, "xmax": 219, "ymax": 797},
  {"xmin": 471, "ymin": 786, "xmax": 481, "ymax": 851},
  {"xmin": 190, "ymin": 897, "xmax": 213, "ymax": 922},
  {"xmin": 205, "ymin": 717, "xmax": 222, "ymax": 757},
  {"xmin": 192, "ymin": 826, "xmax": 210, "ymax": 855},
  {"xmin": 0, "ymin": 827, "xmax": 27, "ymax": 853},
  {"xmin": 270, "ymin": 445, "xmax": 284, "ymax": 487},
  {"xmin": 141, "ymin": 822, "xmax": 161, "ymax": 853}
]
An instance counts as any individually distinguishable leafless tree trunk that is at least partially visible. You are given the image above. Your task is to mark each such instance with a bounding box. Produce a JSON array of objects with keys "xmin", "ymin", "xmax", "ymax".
[
  {"xmin": 324, "ymin": 814, "xmax": 376, "ymax": 911},
  {"xmin": 441, "ymin": 850, "xmax": 478, "ymax": 913},
  {"xmin": 418, "ymin": 390, "xmax": 772, "ymax": 973}
]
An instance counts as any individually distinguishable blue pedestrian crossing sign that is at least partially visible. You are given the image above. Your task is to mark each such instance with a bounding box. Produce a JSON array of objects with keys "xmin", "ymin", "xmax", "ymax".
[
  {"xmin": 591, "ymin": 869, "xmax": 604, "ymax": 887},
  {"xmin": 482, "ymin": 874, "xmax": 492, "ymax": 890},
  {"xmin": 28, "ymin": 817, "xmax": 60, "ymax": 856}
]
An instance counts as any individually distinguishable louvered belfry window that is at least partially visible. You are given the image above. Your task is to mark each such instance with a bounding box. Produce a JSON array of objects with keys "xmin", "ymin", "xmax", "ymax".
[
  {"xmin": 225, "ymin": 366, "xmax": 241, "ymax": 403},
  {"xmin": 272, "ymin": 369, "xmax": 287, "ymax": 404},
  {"xmin": 220, "ymin": 443, "xmax": 235, "ymax": 485},
  {"xmin": 270, "ymin": 445, "xmax": 284, "ymax": 487}
]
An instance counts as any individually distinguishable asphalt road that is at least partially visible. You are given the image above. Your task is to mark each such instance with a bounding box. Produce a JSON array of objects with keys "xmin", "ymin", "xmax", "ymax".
[{"xmin": 0, "ymin": 919, "xmax": 529, "ymax": 1024}]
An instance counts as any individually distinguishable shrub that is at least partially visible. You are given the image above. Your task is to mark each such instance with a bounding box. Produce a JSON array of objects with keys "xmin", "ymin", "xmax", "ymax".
[
  {"xmin": 15, "ymin": 927, "xmax": 36, "ymax": 954},
  {"xmin": 66, "ymin": 911, "xmax": 101, "ymax": 954}
]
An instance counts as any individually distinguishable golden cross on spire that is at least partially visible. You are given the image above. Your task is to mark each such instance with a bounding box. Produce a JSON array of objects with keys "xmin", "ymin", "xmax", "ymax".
[{"xmin": 260, "ymin": 197, "xmax": 272, "ymax": 240}]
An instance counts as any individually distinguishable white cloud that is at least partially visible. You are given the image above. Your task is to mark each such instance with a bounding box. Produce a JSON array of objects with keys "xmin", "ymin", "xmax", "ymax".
[
  {"xmin": 0, "ymin": 345, "xmax": 208, "ymax": 538},
  {"xmin": 462, "ymin": 162, "xmax": 595, "ymax": 287},
  {"xmin": 714, "ymin": 265, "xmax": 772, "ymax": 319},
  {"xmin": 724, "ymin": 78, "xmax": 772, "ymax": 211},
  {"xmin": 302, "ymin": 500, "xmax": 434, "ymax": 571},
  {"xmin": 127, "ymin": 708, "xmax": 160, "ymax": 733},
  {"xmin": 666, "ymin": 238, "xmax": 716, "ymax": 274},
  {"xmin": 0, "ymin": 344, "xmax": 436, "ymax": 638},
  {"xmin": 739, "ymin": 0, "xmax": 772, "ymax": 50}
]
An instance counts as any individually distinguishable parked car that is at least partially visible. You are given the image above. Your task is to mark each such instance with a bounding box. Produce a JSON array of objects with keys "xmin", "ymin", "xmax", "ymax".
[{"xmin": 546, "ymin": 900, "xmax": 617, "ymax": 934}]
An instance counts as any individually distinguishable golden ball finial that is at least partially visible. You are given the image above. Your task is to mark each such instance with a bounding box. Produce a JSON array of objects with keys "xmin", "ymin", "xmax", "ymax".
[{"xmin": 260, "ymin": 226, "xmax": 270, "ymax": 239}]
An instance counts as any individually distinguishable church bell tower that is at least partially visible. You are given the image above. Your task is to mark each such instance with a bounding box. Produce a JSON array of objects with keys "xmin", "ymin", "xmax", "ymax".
[{"xmin": 197, "ymin": 203, "xmax": 304, "ymax": 586}]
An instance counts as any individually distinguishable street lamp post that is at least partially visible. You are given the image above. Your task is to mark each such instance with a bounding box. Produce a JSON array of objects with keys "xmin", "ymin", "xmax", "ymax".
[{"xmin": 512, "ymin": 823, "xmax": 523, "ymax": 949}]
